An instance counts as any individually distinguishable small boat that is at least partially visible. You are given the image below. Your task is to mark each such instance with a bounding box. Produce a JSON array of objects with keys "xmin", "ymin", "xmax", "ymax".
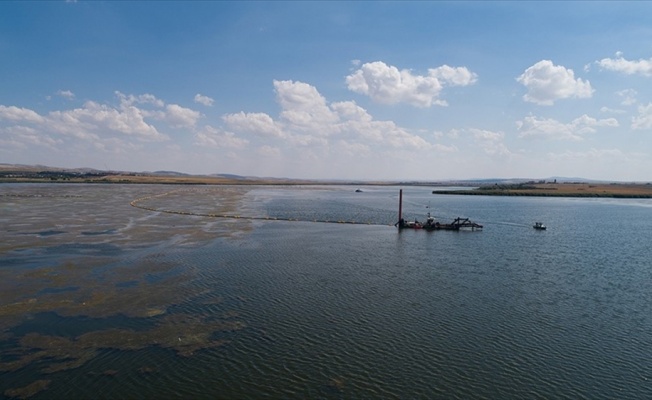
[
  {"xmin": 355, "ymin": 189, "xmax": 363, "ymax": 193},
  {"xmin": 533, "ymin": 222, "xmax": 546, "ymax": 230}
]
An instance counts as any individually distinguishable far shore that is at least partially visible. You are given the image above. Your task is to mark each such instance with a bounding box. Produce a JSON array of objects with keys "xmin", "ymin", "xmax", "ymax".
[
  {"xmin": 2, "ymin": 168, "xmax": 652, "ymax": 198},
  {"xmin": 0, "ymin": 174, "xmax": 409, "ymax": 186},
  {"xmin": 434, "ymin": 182, "xmax": 652, "ymax": 198}
]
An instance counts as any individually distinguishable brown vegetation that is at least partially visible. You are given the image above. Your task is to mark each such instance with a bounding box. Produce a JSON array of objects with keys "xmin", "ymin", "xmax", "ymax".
[{"xmin": 435, "ymin": 182, "xmax": 652, "ymax": 198}]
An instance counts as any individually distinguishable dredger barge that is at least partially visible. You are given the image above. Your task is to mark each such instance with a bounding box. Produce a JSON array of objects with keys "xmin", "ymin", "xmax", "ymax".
[{"xmin": 396, "ymin": 189, "xmax": 483, "ymax": 231}]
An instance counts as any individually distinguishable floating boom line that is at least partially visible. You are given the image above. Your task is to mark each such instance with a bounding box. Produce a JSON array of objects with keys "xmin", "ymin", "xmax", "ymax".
[{"xmin": 130, "ymin": 191, "xmax": 393, "ymax": 226}]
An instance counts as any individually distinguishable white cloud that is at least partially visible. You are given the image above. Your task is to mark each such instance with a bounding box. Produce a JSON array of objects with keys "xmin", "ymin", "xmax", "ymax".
[
  {"xmin": 256, "ymin": 145, "xmax": 281, "ymax": 157},
  {"xmin": 194, "ymin": 125, "xmax": 249, "ymax": 149},
  {"xmin": 549, "ymin": 148, "xmax": 625, "ymax": 161},
  {"xmin": 334, "ymin": 140, "xmax": 371, "ymax": 157},
  {"xmin": 1, "ymin": 126, "xmax": 61, "ymax": 149},
  {"xmin": 516, "ymin": 60, "xmax": 593, "ymax": 105},
  {"xmin": 223, "ymin": 112, "xmax": 285, "ymax": 138},
  {"xmin": 90, "ymin": 137, "xmax": 143, "ymax": 155},
  {"xmin": 447, "ymin": 129, "xmax": 461, "ymax": 139},
  {"xmin": 517, "ymin": 114, "xmax": 618, "ymax": 140},
  {"xmin": 330, "ymin": 101, "xmax": 372, "ymax": 122},
  {"xmin": 571, "ymin": 114, "xmax": 619, "ymax": 134},
  {"xmin": 165, "ymin": 104, "xmax": 201, "ymax": 128},
  {"xmin": 0, "ymin": 95, "xmax": 169, "ymax": 142},
  {"xmin": 433, "ymin": 143, "xmax": 458, "ymax": 153},
  {"xmin": 0, "ymin": 105, "xmax": 45, "ymax": 123},
  {"xmin": 429, "ymin": 65, "xmax": 478, "ymax": 86},
  {"xmin": 345, "ymin": 61, "xmax": 477, "ymax": 107},
  {"xmin": 469, "ymin": 128, "xmax": 512, "ymax": 156},
  {"xmin": 115, "ymin": 91, "xmax": 164, "ymax": 108},
  {"xmin": 221, "ymin": 80, "xmax": 436, "ymax": 152},
  {"xmin": 470, "ymin": 128, "xmax": 504, "ymax": 141},
  {"xmin": 115, "ymin": 92, "xmax": 202, "ymax": 130},
  {"xmin": 600, "ymin": 106, "xmax": 626, "ymax": 114},
  {"xmin": 56, "ymin": 101, "xmax": 167, "ymax": 140},
  {"xmin": 43, "ymin": 105, "xmax": 101, "ymax": 140},
  {"xmin": 632, "ymin": 103, "xmax": 652, "ymax": 130},
  {"xmin": 616, "ymin": 89, "xmax": 637, "ymax": 106},
  {"xmin": 345, "ymin": 119, "xmax": 432, "ymax": 149},
  {"xmin": 194, "ymin": 93, "xmax": 214, "ymax": 106},
  {"xmin": 57, "ymin": 90, "xmax": 75, "ymax": 100},
  {"xmin": 595, "ymin": 53, "xmax": 652, "ymax": 77},
  {"xmin": 274, "ymin": 80, "xmax": 339, "ymax": 130}
]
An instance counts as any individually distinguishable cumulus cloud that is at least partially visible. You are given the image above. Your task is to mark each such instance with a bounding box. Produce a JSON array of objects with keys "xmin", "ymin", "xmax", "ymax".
[
  {"xmin": 548, "ymin": 148, "xmax": 625, "ymax": 161},
  {"xmin": 616, "ymin": 89, "xmax": 637, "ymax": 106},
  {"xmin": 115, "ymin": 91, "xmax": 164, "ymax": 108},
  {"xmin": 0, "ymin": 92, "xmax": 191, "ymax": 145},
  {"xmin": 468, "ymin": 128, "xmax": 512, "ymax": 156},
  {"xmin": 600, "ymin": 106, "xmax": 626, "ymax": 114},
  {"xmin": 334, "ymin": 140, "xmax": 371, "ymax": 157},
  {"xmin": 194, "ymin": 125, "xmax": 249, "ymax": 149},
  {"xmin": 517, "ymin": 60, "xmax": 593, "ymax": 105},
  {"xmin": 50, "ymin": 101, "xmax": 166, "ymax": 140},
  {"xmin": 330, "ymin": 101, "xmax": 372, "ymax": 122},
  {"xmin": 345, "ymin": 61, "xmax": 477, "ymax": 107},
  {"xmin": 57, "ymin": 90, "xmax": 75, "ymax": 100},
  {"xmin": 516, "ymin": 114, "xmax": 619, "ymax": 140},
  {"xmin": 0, "ymin": 125, "xmax": 61, "ymax": 149},
  {"xmin": 222, "ymin": 79, "xmax": 435, "ymax": 151},
  {"xmin": 194, "ymin": 93, "xmax": 214, "ymax": 106},
  {"xmin": 274, "ymin": 79, "xmax": 339, "ymax": 129},
  {"xmin": 223, "ymin": 112, "xmax": 285, "ymax": 138},
  {"xmin": 632, "ymin": 103, "xmax": 652, "ymax": 130},
  {"xmin": 595, "ymin": 52, "xmax": 652, "ymax": 76},
  {"xmin": 0, "ymin": 105, "xmax": 45, "ymax": 123},
  {"xmin": 471, "ymin": 128, "xmax": 504, "ymax": 142},
  {"xmin": 256, "ymin": 145, "xmax": 281, "ymax": 157},
  {"xmin": 165, "ymin": 104, "xmax": 201, "ymax": 128},
  {"xmin": 430, "ymin": 65, "xmax": 478, "ymax": 86}
]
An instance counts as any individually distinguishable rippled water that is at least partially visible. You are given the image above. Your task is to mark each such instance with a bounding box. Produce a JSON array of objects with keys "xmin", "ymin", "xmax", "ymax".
[{"xmin": 1, "ymin": 184, "xmax": 652, "ymax": 399}]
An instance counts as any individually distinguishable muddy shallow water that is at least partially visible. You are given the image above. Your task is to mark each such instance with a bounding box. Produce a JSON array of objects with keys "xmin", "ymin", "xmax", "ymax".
[{"xmin": 2, "ymin": 184, "xmax": 652, "ymax": 399}]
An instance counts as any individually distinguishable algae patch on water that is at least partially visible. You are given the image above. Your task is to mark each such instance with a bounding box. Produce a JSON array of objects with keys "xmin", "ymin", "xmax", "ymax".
[
  {"xmin": 0, "ymin": 185, "xmax": 254, "ymax": 397},
  {"xmin": 3, "ymin": 379, "xmax": 51, "ymax": 400},
  {"xmin": 0, "ymin": 314, "xmax": 245, "ymax": 373},
  {"xmin": 0, "ymin": 250, "xmax": 245, "ymax": 376},
  {"xmin": 0, "ymin": 313, "xmax": 245, "ymax": 374}
]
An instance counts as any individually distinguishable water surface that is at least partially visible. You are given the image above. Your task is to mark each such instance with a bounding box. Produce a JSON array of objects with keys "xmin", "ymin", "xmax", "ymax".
[{"xmin": 1, "ymin": 184, "xmax": 651, "ymax": 399}]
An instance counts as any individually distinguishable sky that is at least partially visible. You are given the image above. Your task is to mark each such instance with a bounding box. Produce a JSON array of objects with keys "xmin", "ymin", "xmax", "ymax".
[{"xmin": 1, "ymin": 1, "xmax": 652, "ymax": 181}]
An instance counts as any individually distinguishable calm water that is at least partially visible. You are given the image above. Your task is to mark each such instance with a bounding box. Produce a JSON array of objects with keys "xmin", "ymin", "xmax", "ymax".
[{"xmin": 1, "ymin": 184, "xmax": 652, "ymax": 399}]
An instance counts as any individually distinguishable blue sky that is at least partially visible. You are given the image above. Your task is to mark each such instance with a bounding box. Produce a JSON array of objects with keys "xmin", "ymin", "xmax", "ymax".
[{"xmin": 2, "ymin": 1, "xmax": 652, "ymax": 181}]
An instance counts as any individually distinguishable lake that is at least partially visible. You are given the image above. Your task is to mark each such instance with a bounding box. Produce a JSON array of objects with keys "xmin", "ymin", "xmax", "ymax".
[{"xmin": 1, "ymin": 184, "xmax": 651, "ymax": 399}]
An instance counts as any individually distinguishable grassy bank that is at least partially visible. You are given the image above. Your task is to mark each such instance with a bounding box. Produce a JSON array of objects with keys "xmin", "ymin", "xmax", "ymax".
[{"xmin": 434, "ymin": 182, "xmax": 652, "ymax": 198}]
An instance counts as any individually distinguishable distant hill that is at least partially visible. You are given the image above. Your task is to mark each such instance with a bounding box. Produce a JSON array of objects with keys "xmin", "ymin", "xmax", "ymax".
[
  {"xmin": 0, "ymin": 163, "xmax": 642, "ymax": 185},
  {"xmin": 209, "ymin": 173, "xmax": 249, "ymax": 180},
  {"xmin": 149, "ymin": 170, "xmax": 191, "ymax": 176}
]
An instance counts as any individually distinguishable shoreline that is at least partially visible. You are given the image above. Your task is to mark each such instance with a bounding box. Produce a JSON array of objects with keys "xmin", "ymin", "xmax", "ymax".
[
  {"xmin": 2, "ymin": 173, "xmax": 652, "ymax": 198},
  {"xmin": 434, "ymin": 182, "xmax": 652, "ymax": 198}
]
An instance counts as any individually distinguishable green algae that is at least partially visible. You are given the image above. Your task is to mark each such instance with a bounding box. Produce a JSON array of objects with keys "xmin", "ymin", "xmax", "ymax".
[
  {"xmin": 0, "ymin": 184, "xmax": 252, "ymax": 392},
  {"xmin": 4, "ymin": 379, "xmax": 51, "ymax": 399},
  {"xmin": 0, "ymin": 256, "xmax": 195, "ymax": 330},
  {"xmin": 0, "ymin": 314, "xmax": 245, "ymax": 373}
]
